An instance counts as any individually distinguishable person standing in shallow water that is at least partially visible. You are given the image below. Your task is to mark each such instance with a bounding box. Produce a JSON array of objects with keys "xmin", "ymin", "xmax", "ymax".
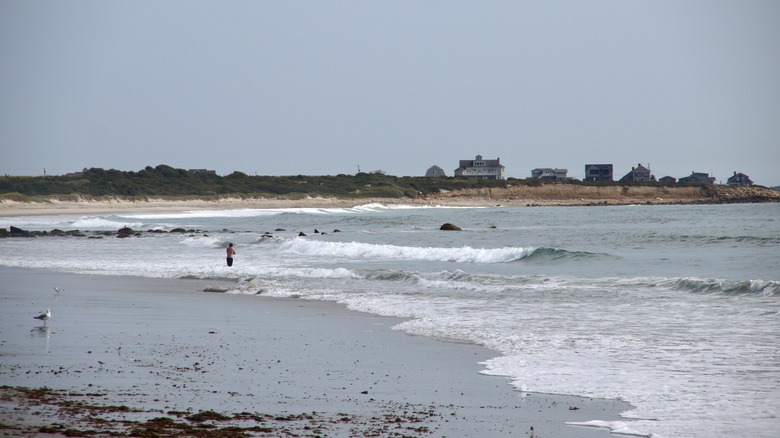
[{"xmin": 226, "ymin": 243, "xmax": 236, "ymax": 267}]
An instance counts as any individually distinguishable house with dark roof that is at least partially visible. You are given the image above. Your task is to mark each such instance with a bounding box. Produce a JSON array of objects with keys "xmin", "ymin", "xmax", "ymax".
[
  {"xmin": 619, "ymin": 163, "xmax": 654, "ymax": 182},
  {"xmin": 584, "ymin": 164, "xmax": 613, "ymax": 182},
  {"xmin": 659, "ymin": 176, "xmax": 677, "ymax": 184},
  {"xmin": 678, "ymin": 172, "xmax": 715, "ymax": 184},
  {"xmin": 727, "ymin": 172, "xmax": 753, "ymax": 186},
  {"xmin": 531, "ymin": 168, "xmax": 568, "ymax": 180},
  {"xmin": 425, "ymin": 165, "xmax": 446, "ymax": 177},
  {"xmin": 188, "ymin": 169, "xmax": 217, "ymax": 175},
  {"xmin": 454, "ymin": 155, "xmax": 505, "ymax": 180}
]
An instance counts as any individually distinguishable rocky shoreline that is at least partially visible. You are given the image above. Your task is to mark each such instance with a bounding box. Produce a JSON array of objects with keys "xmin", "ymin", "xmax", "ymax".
[{"xmin": 430, "ymin": 184, "xmax": 780, "ymax": 206}]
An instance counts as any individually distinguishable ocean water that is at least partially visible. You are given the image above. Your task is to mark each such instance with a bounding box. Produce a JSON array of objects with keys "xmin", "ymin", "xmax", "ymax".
[{"xmin": 1, "ymin": 202, "xmax": 778, "ymax": 437}]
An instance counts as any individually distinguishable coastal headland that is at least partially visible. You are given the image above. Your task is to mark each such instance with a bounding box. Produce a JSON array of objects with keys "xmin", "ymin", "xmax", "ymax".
[{"xmin": 1, "ymin": 184, "xmax": 778, "ymax": 216}]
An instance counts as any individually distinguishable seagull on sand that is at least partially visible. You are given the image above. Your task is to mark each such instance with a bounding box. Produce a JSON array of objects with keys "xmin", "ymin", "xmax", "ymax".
[
  {"xmin": 54, "ymin": 287, "xmax": 64, "ymax": 294},
  {"xmin": 34, "ymin": 309, "xmax": 51, "ymax": 326}
]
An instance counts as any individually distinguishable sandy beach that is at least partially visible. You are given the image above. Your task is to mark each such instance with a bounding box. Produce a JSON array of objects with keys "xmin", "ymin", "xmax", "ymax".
[
  {"xmin": 0, "ymin": 267, "xmax": 631, "ymax": 437},
  {"xmin": 2, "ymin": 184, "xmax": 778, "ymax": 218}
]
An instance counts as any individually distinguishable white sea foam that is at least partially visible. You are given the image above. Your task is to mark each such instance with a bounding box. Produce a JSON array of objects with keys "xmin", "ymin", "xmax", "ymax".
[
  {"xmin": 71, "ymin": 216, "xmax": 146, "ymax": 229},
  {"xmin": 121, "ymin": 208, "xmax": 284, "ymax": 219},
  {"xmin": 349, "ymin": 203, "xmax": 477, "ymax": 211},
  {"xmin": 277, "ymin": 239, "xmax": 534, "ymax": 263},
  {"xmin": 180, "ymin": 235, "xmax": 223, "ymax": 248},
  {"xmin": 566, "ymin": 421, "xmax": 653, "ymax": 437},
  {"xmin": 1, "ymin": 214, "xmax": 106, "ymax": 230}
]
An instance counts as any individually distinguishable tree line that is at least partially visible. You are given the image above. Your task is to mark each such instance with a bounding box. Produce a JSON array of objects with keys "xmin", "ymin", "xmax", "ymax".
[
  {"xmin": 0, "ymin": 165, "xmax": 518, "ymax": 199},
  {"xmin": 0, "ymin": 164, "xmax": 696, "ymax": 201}
]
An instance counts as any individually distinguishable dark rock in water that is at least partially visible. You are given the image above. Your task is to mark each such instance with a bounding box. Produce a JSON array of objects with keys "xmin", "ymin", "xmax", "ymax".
[
  {"xmin": 314, "ymin": 229, "xmax": 320, "ymax": 234},
  {"xmin": 88, "ymin": 236, "xmax": 104, "ymax": 239},
  {"xmin": 440, "ymin": 223, "xmax": 462, "ymax": 231},
  {"xmin": 333, "ymin": 229, "xmax": 341, "ymax": 233},
  {"xmin": 298, "ymin": 231, "xmax": 307, "ymax": 236},
  {"xmin": 203, "ymin": 286, "xmax": 231, "ymax": 293},
  {"xmin": 170, "ymin": 228, "xmax": 187, "ymax": 233},
  {"xmin": 116, "ymin": 227, "xmax": 136, "ymax": 238},
  {"xmin": 50, "ymin": 229, "xmax": 66, "ymax": 236},
  {"xmin": 10, "ymin": 226, "xmax": 32, "ymax": 237},
  {"xmin": 490, "ymin": 225, "xmax": 497, "ymax": 229},
  {"xmin": 275, "ymin": 228, "xmax": 286, "ymax": 232},
  {"xmin": 0, "ymin": 228, "xmax": 7, "ymax": 238}
]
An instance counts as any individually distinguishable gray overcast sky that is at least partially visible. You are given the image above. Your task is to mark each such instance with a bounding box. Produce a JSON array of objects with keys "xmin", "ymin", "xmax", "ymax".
[{"xmin": 2, "ymin": 1, "xmax": 779, "ymax": 185}]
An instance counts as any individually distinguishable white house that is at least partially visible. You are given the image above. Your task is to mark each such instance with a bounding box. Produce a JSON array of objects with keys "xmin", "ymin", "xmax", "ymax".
[
  {"xmin": 454, "ymin": 155, "xmax": 505, "ymax": 180},
  {"xmin": 531, "ymin": 168, "xmax": 568, "ymax": 180}
]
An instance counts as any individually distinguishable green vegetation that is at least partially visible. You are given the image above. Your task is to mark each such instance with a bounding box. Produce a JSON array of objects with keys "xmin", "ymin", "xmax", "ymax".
[
  {"xmin": 1, "ymin": 164, "xmax": 731, "ymax": 202},
  {"xmin": 0, "ymin": 164, "xmax": 526, "ymax": 200}
]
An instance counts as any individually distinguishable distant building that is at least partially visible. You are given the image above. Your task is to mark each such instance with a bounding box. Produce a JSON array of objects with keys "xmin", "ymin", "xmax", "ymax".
[
  {"xmin": 619, "ymin": 163, "xmax": 654, "ymax": 182},
  {"xmin": 531, "ymin": 168, "xmax": 568, "ymax": 180},
  {"xmin": 425, "ymin": 165, "xmax": 446, "ymax": 177},
  {"xmin": 678, "ymin": 172, "xmax": 715, "ymax": 184},
  {"xmin": 64, "ymin": 168, "xmax": 88, "ymax": 177},
  {"xmin": 659, "ymin": 176, "xmax": 677, "ymax": 184},
  {"xmin": 454, "ymin": 155, "xmax": 505, "ymax": 180},
  {"xmin": 188, "ymin": 169, "xmax": 217, "ymax": 175},
  {"xmin": 726, "ymin": 171, "xmax": 753, "ymax": 186},
  {"xmin": 584, "ymin": 164, "xmax": 613, "ymax": 182}
]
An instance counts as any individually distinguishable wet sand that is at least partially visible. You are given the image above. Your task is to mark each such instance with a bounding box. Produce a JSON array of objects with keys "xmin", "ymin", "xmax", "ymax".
[{"xmin": 0, "ymin": 267, "xmax": 631, "ymax": 437}]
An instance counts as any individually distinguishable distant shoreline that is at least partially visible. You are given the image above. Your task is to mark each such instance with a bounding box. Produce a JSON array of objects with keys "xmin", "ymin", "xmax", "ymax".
[{"xmin": 1, "ymin": 185, "xmax": 778, "ymax": 217}]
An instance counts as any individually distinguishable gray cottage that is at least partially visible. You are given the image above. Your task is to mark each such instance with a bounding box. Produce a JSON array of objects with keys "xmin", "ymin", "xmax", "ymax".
[
  {"xmin": 584, "ymin": 164, "xmax": 613, "ymax": 182},
  {"xmin": 425, "ymin": 165, "xmax": 446, "ymax": 177},
  {"xmin": 726, "ymin": 172, "xmax": 753, "ymax": 186},
  {"xmin": 619, "ymin": 164, "xmax": 653, "ymax": 182},
  {"xmin": 678, "ymin": 172, "xmax": 715, "ymax": 184}
]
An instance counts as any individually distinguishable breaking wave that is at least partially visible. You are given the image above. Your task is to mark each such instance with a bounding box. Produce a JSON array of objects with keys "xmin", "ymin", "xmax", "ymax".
[
  {"xmin": 661, "ymin": 277, "xmax": 779, "ymax": 296},
  {"xmin": 276, "ymin": 239, "xmax": 534, "ymax": 263}
]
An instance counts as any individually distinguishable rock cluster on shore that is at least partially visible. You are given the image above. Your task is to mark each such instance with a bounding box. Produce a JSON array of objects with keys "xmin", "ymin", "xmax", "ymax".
[
  {"xmin": 427, "ymin": 184, "xmax": 780, "ymax": 206},
  {"xmin": 0, "ymin": 226, "xmax": 345, "ymax": 239},
  {"xmin": 701, "ymin": 185, "xmax": 780, "ymax": 203},
  {"xmin": 0, "ymin": 225, "xmax": 208, "ymax": 239},
  {"xmin": 1, "ymin": 226, "xmax": 87, "ymax": 238}
]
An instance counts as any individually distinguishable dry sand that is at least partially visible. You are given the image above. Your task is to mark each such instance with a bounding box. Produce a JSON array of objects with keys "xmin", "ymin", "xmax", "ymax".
[
  {"xmin": 0, "ymin": 267, "xmax": 631, "ymax": 437},
  {"xmin": 0, "ymin": 190, "xmax": 706, "ymax": 218},
  {"xmin": 2, "ymin": 184, "xmax": 776, "ymax": 218}
]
